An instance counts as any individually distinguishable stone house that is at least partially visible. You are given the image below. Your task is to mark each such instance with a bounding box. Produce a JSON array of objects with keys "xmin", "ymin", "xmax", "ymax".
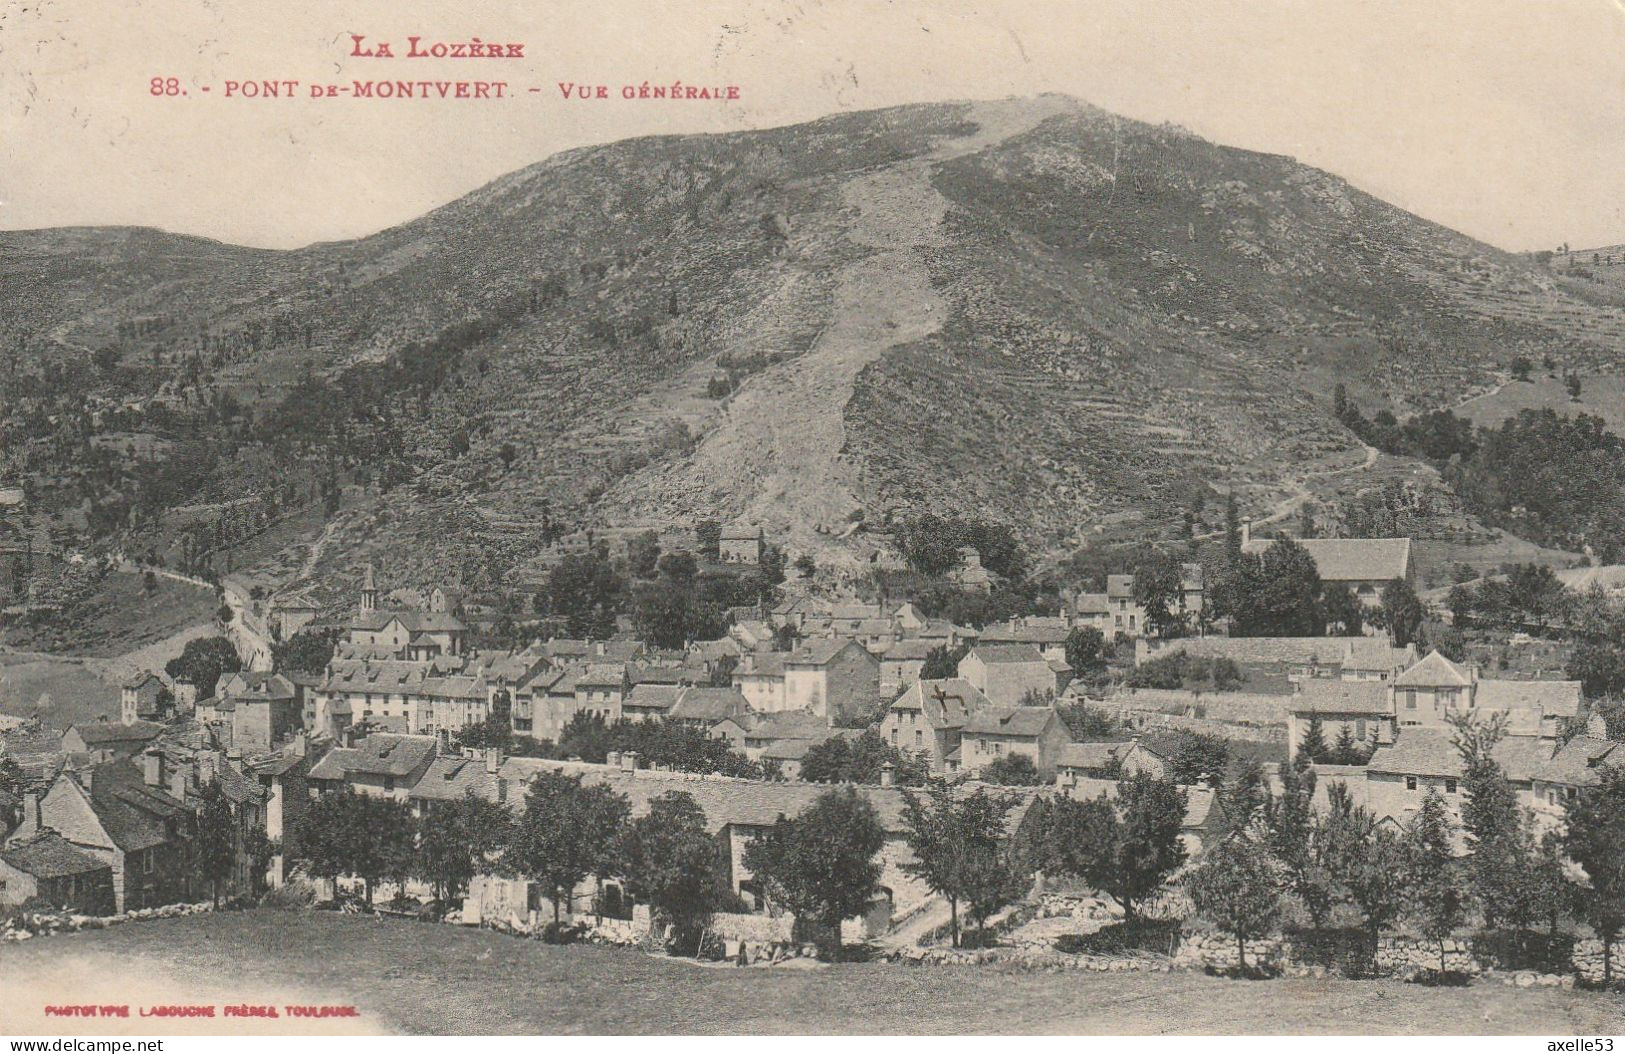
[
  {"xmin": 217, "ymin": 671, "xmax": 302, "ymax": 753},
  {"xmin": 1055, "ymin": 736, "xmax": 1170, "ymax": 781},
  {"xmin": 978, "ymin": 617, "xmax": 1072, "ymax": 663},
  {"xmin": 878, "ymin": 678, "xmax": 994, "ymax": 775},
  {"xmin": 307, "ymin": 732, "xmax": 438, "ymax": 801},
  {"xmin": 878, "ymin": 637, "xmax": 938, "ymax": 691},
  {"xmin": 719, "ymin": 525, "xmax": 764, "ymax": 565},
  {"xmin": 8, "ymin": 757, "xmax": 193, "ymax": 911},
  {"xmin": 783, "ymin": 639, "xmax": 881, "ymax": 724},
  {"xmin": 958, "ymin": 706, "xmax": 1073, "ymax": 776},
  {"xmin": 1241, "ymin": 533, "xmax": 1414, "ymax": 610},
  {"xmin": 62, "ymin": 720, "xmax": 165, "ymax": 759},
  {"xmin": 1287, "ymin": 680, "xmax": 1395, "ymax": 763},
  {"xmin": 0, "ymin": 830, "xmax": 116, "ymax": 914},
  {"xmin": 957, "ymin": 643, "xmax": 1060, "ymax": 708},
  {"xmin": 120, "ymin": 672, "xmax": 166, "ymax": 725}
]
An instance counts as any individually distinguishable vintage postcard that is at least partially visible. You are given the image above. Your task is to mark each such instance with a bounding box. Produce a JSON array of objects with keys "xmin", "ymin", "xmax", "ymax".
[{"xmin": 4, "ymin": 0, "xmax": 1625, "ymax": 1039}]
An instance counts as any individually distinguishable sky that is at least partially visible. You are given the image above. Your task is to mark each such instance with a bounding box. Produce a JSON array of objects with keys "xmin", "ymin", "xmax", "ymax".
[{"xmin": 4, "ymin": 0, "xmax": 1625, "ymax": 251}]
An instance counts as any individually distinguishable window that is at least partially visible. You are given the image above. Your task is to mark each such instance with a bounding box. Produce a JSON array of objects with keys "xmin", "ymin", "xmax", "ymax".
[
  {"xmin": 890, "ymin": 729, "xmax": 898, "ymax": 745},
  {"xmin": 1403, "ymin": 691, "xmax": 1417, "ymax": 710},
  {"xmin": 143, "ymin": 849, "xmax": 155, "ymax": 874},
  {"xmin": 1355, "ymin": 719, "xmax": 1367, "ymax": 741},
  {"xmin": 383, "ymin": 777, "xmax": 395, "ymax": 792},
  {"xmin": 994, "ymin": 742, "xmax": 1004, "ymax": 755},
  {"xmin": 915, "ymin": 730, "xmax": 923, "ymax": 747},
  {"xmin": 1445, "ymin": 779, "xmax": 1457, "ymax": 794},
  {"xmin": 1405, "ymin": 776, "xmax": 1417, "ymax": 792}
]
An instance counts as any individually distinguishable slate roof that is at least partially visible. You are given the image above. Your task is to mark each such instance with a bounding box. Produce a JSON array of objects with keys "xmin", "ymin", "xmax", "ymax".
[
  {"xmin": 881, "ymin": 638, "xmax": 938, "ymax": 661},
  {"xmin": 624, "ymin": 683, "xmax": 683, "ymax": 713},
  {"xmin": 738, "ymin": 710, "xmax": 830, "ymax": 740},
  {"xmin": 1056, "ymin": 742, "xmax": 1125, "ymax": 770},
  {"xmin": 85, "ymin": 760, "xmax": 188, "ymax": 853},
  {"xmin": 668, "ymin": 687, "xmax": 751, "ymax": 724},
  {"xmin": 69, "ymin": 721, "xmax": 165, "ymax": 746},
  {"xmin": 575, "ymin": 663, "xmax": 627, "ymax": 689},
  {"xmin": 1393, "ymin": 650, "xmax": 1473, "ymax": 688},
  {"xmin": 1072, "ymin": 593, "xmax": 1111, "ymax": 615},
  {"xmin": 410, "ymin": 755, "xmax": 499, "ymax": 802},
  {"xmin": 1057, "ymin": 778, "xmax": 1220, "ymax": 830},
  {"xmin": 980, "ymin": 620, "xmax": 1071, "ymax": 645},
  {"xmin": 121, "ymin": 672, "xmax": 163, "ymax": 691},
  {"xmin": 495, "ymin": 757, "xmax": 1033, "ymax": 836},
  {"xmin": 1243, "ymin": 537, "xmax": 1413, "ymax": 583},
  {"xmin": 969, "ymin": 643, "xmax": 1049, "ymax": 666},
  {"xmin": 307, "ymin": 733, "xmax": 437, "ymax": 780},
  {"xmin": 350, "ymin": 609, "xmax": 469, "ymax": 634},
  {"xmin": 1106, "ymin": 574, "xmax": 1136, "ymax": 599},
  {"xmin": 1474, "ymin": 678, "xmax": 1583, "ymax": 717},
  {"xmin": 787, "ymin": 638, "xmax": 864, "ymax": 666},
  {"xmin": 1367, "ymin": 729, "xmax": 1556, "ymax": 782},
  {"xmin": 1538, "ymin": 736, "xmax": 1620, "ymax": 787},
  {"xmin": 721, "ymin": 524, "xmax": 763, "ymax": 540},
  {"xmin": 738, "ymin": 653, "xmax": 787, "ymax": 677},
  {"xmin": 891, "ymin": 678, "xmax": 994, "ymax": 730},
  {"xmin": 220, "ymin": 671, "xmax": 297, "ymax": 702},
  {"xmin": 962, "ymin": 706, "xmax": 1062, "ymax": 738},
  {"xmin": 1292, "ymin": 680, "xmax": 1392, "ymax": 715},
  {"xmin": 1, "ymin": 831, "xmax": 109, "ymax": 879}
]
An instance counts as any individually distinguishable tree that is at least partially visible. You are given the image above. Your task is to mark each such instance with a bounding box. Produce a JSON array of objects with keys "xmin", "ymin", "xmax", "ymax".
[
  {"xmin": 1510, "ymin": 356, "xmax": 1533, "ymax": 382},
  {"xmin": 504, "ymin": 771, "xmax": 630, "ymax": 921},
  {"xmin": 1321, "ymin": 585, "xmax": 1364, "ymax": 636},
  {"xmin": 1264, "ymin": 761, "xmax": 1336, "ymax": 932},
  {"xmin": 1564, "ymin": 764, "xmax": 1625, "ymax": 987},
  {"xmin": 694, "ymin": 519, "xmax": 723, "ymax": 561},
  {"xmin": 1406, "ymin": 789, "xmax": 1466, "ymax": 975},
  {"xmin": 193, "ymin": 780, "xmax": 237, "ymax": 907},
  {"xmin": 657, "ymin": 550, "xmax": 698, "ymax": 583},
  {"xmin": 1064, "ymin": 626, "xmax": 1108, "ymax": 676},
  {"xmin": 1325, "ymin": 784, "xmax": 1410, "ymax": 964},
  {"xmin": 793, "ymin": 553, "xmax": 816, "ymax": 578},
  {"xmin": 626, "ymin": 531, "xmax": 661, "ymax": 578},
  {"xmin": 1449, "ymin": 712, "xmax": 1535, "ymax": 931},
  {"xmin": 899, "ymin": 785, "xmax": 1021, "ymax": 947},
  {"xmin": 919, "ymin": 644, "xmax": 969, "ymax": 681},
  {"xmin": 1568, "ymin": 373, "xmax": 1584, "ymax": 401},
  {"xmin": 619, "ymin": 791, "xmax": 726, "ymax": 953},
  {"xmin": 1187, "ymin": 835, "xmax": 1282, "ymax": 970},
  {"xmin": 982, "ymin": 753, "xmax": 1043, "ymax": 786},
  {"xmin": 1377, "ymin": 579, "xmax": 1425, "ymax": 647},
  {"xmin": 272, "ymin": 627, "xmax": 339, "ymax": 674},
  {"xmin": 1130, "ymin": 548, "xmax": 1185, "ymax": 637},
  {"xmin": 742, "ymin": 787, "xmax": 887, "ymax": 960},
  {"xmin": 418, "ymin": 792, "xmax": 513, "ymax": 902},
  {"xmin": 292, "ymin": 790, "xmax": 414, "ymax": 906},
  {"xmin": 1297, "ymin": 713, "xmax": 1329, "ymax": 766},
  {"xmin": 1226, "ymin": 538, "xmax": 1324, "ymax": 638},
  {"xmin": 1047, "ymin": 773, "xmax": 1188, "ymax": 923},
  {"xmin": 164, "ymin": 635, "xmax": 242, "ymax": 697},
  {"xmin": 1168, "ymin": 732, "xmax": 1229, "ymax": 786},
  {"xmin": 546, "ymin": 553, "xmax": 625, "ymax": 638},
  {"xmin": 1329, "ymin": 724, "xmax": 1369, "ymax": 766}
]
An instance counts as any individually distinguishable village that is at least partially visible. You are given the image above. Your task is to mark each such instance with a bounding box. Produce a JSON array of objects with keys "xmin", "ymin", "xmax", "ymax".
[{"xmin": 5, "ymin": 514, "xmax": 1625, "ymax": 996}]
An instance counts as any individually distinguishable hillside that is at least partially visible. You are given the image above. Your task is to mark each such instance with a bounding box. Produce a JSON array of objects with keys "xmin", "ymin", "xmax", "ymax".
[{"xmin": 6, "ymin": 95, "xmax": 1625, "ymax": 587}]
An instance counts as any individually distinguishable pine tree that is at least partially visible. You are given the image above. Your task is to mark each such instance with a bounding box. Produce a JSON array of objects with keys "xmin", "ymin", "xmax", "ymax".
[
  {"xmin": 1297, "ymin": 713, "xmax": 1329, "ymax": 766},
  {"xmin": 1264, "ymin": 761, "xmax": 1336, "ymax": 932},
  {"xmin": 1406, "ymin": 789, "xmax": 1465, "ymax": 975}
]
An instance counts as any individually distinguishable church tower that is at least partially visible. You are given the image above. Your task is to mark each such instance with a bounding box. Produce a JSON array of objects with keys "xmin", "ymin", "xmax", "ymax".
[{"xmin": 359, "ymin": 563, "xmax": 378, "ymax": 615}]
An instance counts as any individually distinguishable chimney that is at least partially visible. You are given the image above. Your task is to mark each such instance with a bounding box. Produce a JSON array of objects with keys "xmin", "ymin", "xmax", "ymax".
[
  {"xmin": 290, "ymin": 731, "xmax": 308, "ymax": 758},
  {"xmin": 29, "ymin": 789, "xmax": 44, "ymax": 830},
  {"xmin": 622, "ymin": 751, "xmax": 639, "ymax": 772},
  {"xmin": 1241, "ymin": 517, "xmax": 1252, "ymax": 547},
  {"xmin": 484, "ymin": 745, "xmax": 502, "ymax": 775},
  {"xmin": 496, "ymin": 777, "xmax": 509, "ymax": 804},
  {"xmin": 141, "ymin": 751, "xmax": 163, "ymax": 788},
  {"xmin": 199, "ymin": 750, "xmax": 219, "ymax": 785},
  {"xmin": 880, "ymin": 761, "xmax": 895, "ymax": 788},
  {"xmin": 436, "ymin": 728, "xmax": 451, "ymax": 756},
  {"xmin": 607, "ymin": 750, "xmax": 622, "ymax": 768}
]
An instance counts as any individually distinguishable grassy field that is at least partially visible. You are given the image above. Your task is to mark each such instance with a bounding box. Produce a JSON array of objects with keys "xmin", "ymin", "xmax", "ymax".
[
  {"xmin": 1457, "ymin": 371, "xmax": 1625, "ymax": 435},
  {"xmin": 0, "ymin": 651, "xmax": 118, "ymax": 727},
  {"xmin": 1, "ymin": 570, "xmax": 216, "ymax": 658},
  {"xmin": 3, "ymin": 910, "xmax": 1623, "ymax": 1035}
]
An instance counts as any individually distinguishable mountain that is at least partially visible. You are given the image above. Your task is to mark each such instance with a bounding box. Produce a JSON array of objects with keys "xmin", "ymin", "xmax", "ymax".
[{"xmin": 7, "ymin": 95, "xmax": 1625, "ymax": 585}]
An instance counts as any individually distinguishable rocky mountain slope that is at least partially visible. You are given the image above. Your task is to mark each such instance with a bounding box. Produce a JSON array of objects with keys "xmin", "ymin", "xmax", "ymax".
[{"xmin": 7, "ymin": 95, "xmax": 1625, "ymax": 580}]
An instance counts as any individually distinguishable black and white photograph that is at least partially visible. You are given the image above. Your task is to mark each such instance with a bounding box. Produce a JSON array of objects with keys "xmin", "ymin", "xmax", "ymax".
[{"xmin": 3, "ymin": 0, "xmax": 1625, "ymax": 1039}]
